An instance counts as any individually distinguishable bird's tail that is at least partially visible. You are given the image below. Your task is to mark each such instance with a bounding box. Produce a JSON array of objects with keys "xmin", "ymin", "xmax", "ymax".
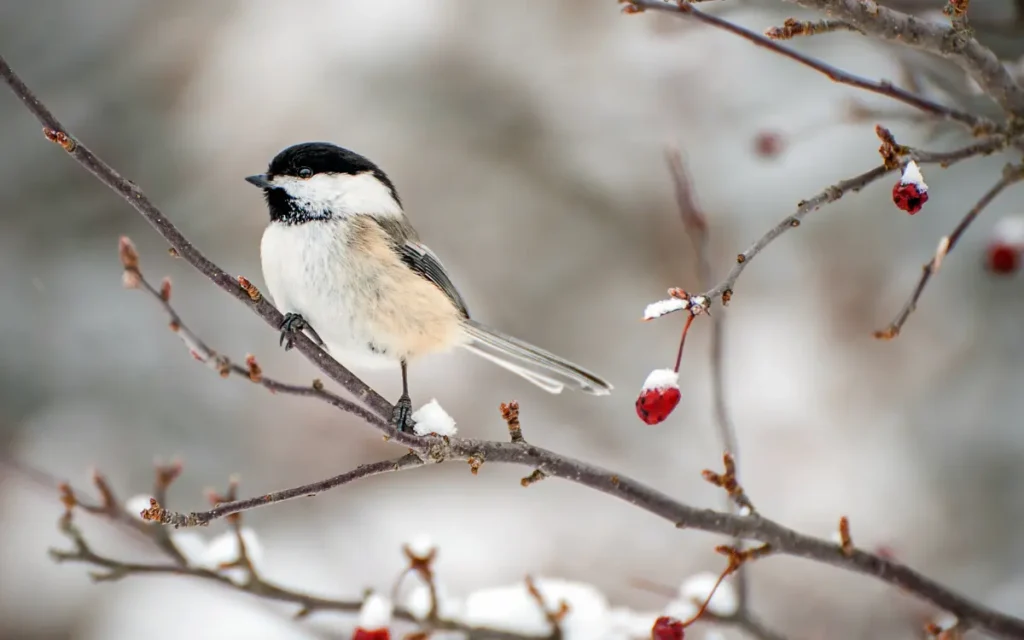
[{"xmin": 460, "ymin": 319, "xmax": 613, "ymax": 396}]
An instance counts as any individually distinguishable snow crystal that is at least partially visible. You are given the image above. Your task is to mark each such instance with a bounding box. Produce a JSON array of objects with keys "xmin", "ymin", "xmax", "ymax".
[
  {"xmin": 641, "ymin": 369, "xmax": 679, "ymax": 392},
  {"xmin": 680, "ymin": 572, "xmax": 738, "ymax": 616},
  {"xmin": 412, "ymin": 399, "xmax": 457, "ymax": 437},
  {"xmin": 359, "ymin": 593, "xmax": 393, "ymax": 629},
  {"xmin": 899, "ymin": 161, "xmax": 928, "ymax": 192},
  {"xmin": 644, "ymin": 297, "xmax": 688, "ymax": 320}
]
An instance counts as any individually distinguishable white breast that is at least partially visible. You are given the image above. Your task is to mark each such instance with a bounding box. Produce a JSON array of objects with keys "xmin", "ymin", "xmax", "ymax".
[{"xmin": 260, "ymin": 220, "xmax": 397, "ymax": 369}]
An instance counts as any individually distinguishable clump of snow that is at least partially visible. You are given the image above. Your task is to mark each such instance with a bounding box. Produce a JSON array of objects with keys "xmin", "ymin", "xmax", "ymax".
[
  {"xmin": 169, "ymin": 528, "xmax": 263, "ymax": 582},
  {"xmin": 125, "ymin": 494, "xmax": 154, "ymax": 521},
  {"xmin": 644, "ymin": 297, "xmax": 688, "ymax": 320},
  {"xmin": 405, "ymin": 534, "xmax": 435, "ymax": 559},
  {"xmin": 412, "ymin": 399, "xmax": 457, "ymax": 436},
  {"xmin": 993, "ymin": 216, "xmax": 1024, "ymax": 245},
  {"xmin": 641, "ymin": 369, "xmax": 680, "ymax": 392},
  {"xmin": 680, "ymin": 572, "xmax": 738, "ymax": 616},
  {"xmin": 359, "ymin": 593, "xmax": 393, "ymax": 629},
  {"xmin": 932, "ymin": 612, "xmax": 958, "ymax": 631},
  {"xmin": 607, "ymin": 607, "xmax": 661, "ymax": 637},
  {"xmin": 399, "ymin": 579, "xmax": 463, "ymax": 621},
  {"xmin": 688, "ymin": 295, "xmax": 709, "ymax": 315},
  {"xmin": 661, "ymin": 598, "xmax": 698, "ymax": 623},
  {"xmin": 460, "ymin": 578, "xmax": 610, "ymax": 638},
  {"xmin": 899, "ymin": 160, "xmax": 928, "ymax": 191}
]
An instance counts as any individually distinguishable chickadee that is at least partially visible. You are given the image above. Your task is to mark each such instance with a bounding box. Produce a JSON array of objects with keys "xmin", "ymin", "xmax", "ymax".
[{"xmin": 246, "ymin": 142, "xmax": 613, "ymax": 430}]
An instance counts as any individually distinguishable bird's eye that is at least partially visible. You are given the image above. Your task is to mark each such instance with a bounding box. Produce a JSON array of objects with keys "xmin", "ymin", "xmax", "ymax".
[{"xmin": 298, "ymin": 167, "xmax": 313, "ymax": 179}]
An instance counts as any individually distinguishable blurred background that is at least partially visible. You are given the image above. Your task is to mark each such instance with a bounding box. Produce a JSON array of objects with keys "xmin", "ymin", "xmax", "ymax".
[{"xmin": 2, "ymin": 1, "xmax": 1024, "ymax": 638}]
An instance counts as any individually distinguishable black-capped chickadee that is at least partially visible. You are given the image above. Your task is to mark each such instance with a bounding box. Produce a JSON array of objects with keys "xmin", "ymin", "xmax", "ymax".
[{"xmin": 245, "ymin": 142, "xmax": 613, "ymax": 430}]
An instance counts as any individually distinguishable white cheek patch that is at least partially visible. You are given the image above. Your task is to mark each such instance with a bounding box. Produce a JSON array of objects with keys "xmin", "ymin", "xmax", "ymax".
[{"xmin": 272, "ymin": 172, "xmax": 402, "ymax": 218}]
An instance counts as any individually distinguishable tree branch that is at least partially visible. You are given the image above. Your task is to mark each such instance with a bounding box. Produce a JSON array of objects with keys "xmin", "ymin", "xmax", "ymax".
[
  {"xmin": 4, "ymin": 49, "xmax": 1024, "ymax": 640},
  {"xmin": 625, "ymin": 0, "xmax": 999, "ymax": 132},
  {"xmin": 875, "ymin": 162, "xmax": 1024, "ymax": 339},
  {"xmin": 786, "ymin": 0, "xmax": 1024, "ymax": 118}
]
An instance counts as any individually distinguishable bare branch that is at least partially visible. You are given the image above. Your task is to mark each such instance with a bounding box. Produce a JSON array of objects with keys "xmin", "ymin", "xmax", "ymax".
[
  {"xmin": 787, "ymin": 0, "xmax": 1024, "ymax": 118},
  {"xmin": 626, "ymin": 1, "xmax": 999, "ymax": 131},
  {"xmin": 875, "ymin": 163, "xmax": 1024, "ymax": 339}
]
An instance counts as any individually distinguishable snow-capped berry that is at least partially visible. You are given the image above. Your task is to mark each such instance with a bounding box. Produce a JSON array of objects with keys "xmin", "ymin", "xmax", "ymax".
[
  {"xmin": 893, "ymin": 161, "xmax": 929, "ymax": 215},
  {"xmin": 636, "ymin": 369, "xmax": 681, "ymax": 425},
  {"xmin": 986, "ymin": 217, "xmax": 1024, "ymax": 275},
  {"xmin": 651, "ymin": 616, "xmax": 685, "ymax": 640},
  {"xmin": 992, "ymin": 216, "xmax": 1024, "ymax": 245},
  {"xmin": 353, "ymin": 594, "xmax": 392, "ymax": 640},
  {"xmin": 986, "ymin": 243, "xmax": 1019, "ymax": 274}
]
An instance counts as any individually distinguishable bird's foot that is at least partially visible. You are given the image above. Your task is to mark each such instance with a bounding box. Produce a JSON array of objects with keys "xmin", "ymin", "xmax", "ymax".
[
  {"xmin": 279, "ymin": 313, "xmax": 313, "ymax": 351},
  {"xmin": 391, "ymin": 393, "xmax": 415, "ymax": 433}
]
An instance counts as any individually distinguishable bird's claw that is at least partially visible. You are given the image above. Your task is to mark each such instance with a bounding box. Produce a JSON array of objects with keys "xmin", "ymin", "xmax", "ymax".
[
  {"xmin": 391, "ymin": 394, "xmax": 415, "ymax": 433},
  {"xmin": 279, "ymin": 313, "xmax": 311, "ymax": 351}
]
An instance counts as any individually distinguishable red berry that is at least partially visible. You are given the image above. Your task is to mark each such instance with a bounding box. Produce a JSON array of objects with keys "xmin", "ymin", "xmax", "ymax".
[
  {"xmin": 352, "ymin": 629, "xmax": 390, "ymax": 640},
  {"xmin": 652, "ymin": 616, "xmax": 685, "ymax": 640},
  {"xmin": 753, "ymin": 131, "xmax": 785, "ymax": 158},
  {"xmin": 636, "ymin": 386, "xmax": 681, "ymax": 425},
  {"xmin": 986, "ymin": 243, "xmax": 1020, "ymax": 274},
  {"xmin": 892, "ymin": 182, "xmax": 928, "ymax": 214}
]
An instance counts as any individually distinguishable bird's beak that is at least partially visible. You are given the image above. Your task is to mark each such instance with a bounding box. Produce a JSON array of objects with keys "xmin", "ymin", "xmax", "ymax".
[{"xmin": 245, "ymin": 174, "xmax": 273, "ymax": 189}]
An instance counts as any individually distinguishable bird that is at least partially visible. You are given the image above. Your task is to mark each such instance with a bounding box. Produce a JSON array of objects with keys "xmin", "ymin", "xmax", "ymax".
[{"xmin": 245, "ymin": 142, "xmax": 613, "ymax": 430}]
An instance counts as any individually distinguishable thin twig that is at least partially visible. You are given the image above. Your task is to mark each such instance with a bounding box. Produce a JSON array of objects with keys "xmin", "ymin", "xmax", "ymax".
[
  {"xmin": 765, "ymin": 18, "xmax": 861, "ymax": 40},
  {"xmin": 145, "ymin": 453, "xmax": 424, "ymax": 528},
  {"xmin": 875, "ymin": 163, "xmax": 1024, "ymax": 339},
  {"xmin": 625, "ymin": 0, "xmax": 998, "ymax": 132},
  {"xmin": 4, "ymin": 53, "xmax": 1024, "ymax": 639},
  {"xmin": 525, "ymin": 575, "xmax": 567, "ymax": 640}
]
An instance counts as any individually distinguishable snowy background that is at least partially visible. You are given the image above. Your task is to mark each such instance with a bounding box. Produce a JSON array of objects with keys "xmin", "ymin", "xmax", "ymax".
[{"xmin": 2, "ymin": 1, "xmax": 1024, "ymax": 638}]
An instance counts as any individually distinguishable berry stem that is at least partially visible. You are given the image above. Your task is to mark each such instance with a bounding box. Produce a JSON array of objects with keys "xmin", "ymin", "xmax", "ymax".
[
  {"xmin": 680, "ymin": 567, "xmax": 730, "ymax": 627},
  {"xmin": 673, "ymin": 314, "xmax": 695, "ymax": 373}
]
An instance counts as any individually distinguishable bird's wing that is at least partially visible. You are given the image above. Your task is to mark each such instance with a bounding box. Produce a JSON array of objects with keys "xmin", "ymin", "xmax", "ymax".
[{"xmin": 398, "ymin": 239, "xmax": 470, "ymax": 318}]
